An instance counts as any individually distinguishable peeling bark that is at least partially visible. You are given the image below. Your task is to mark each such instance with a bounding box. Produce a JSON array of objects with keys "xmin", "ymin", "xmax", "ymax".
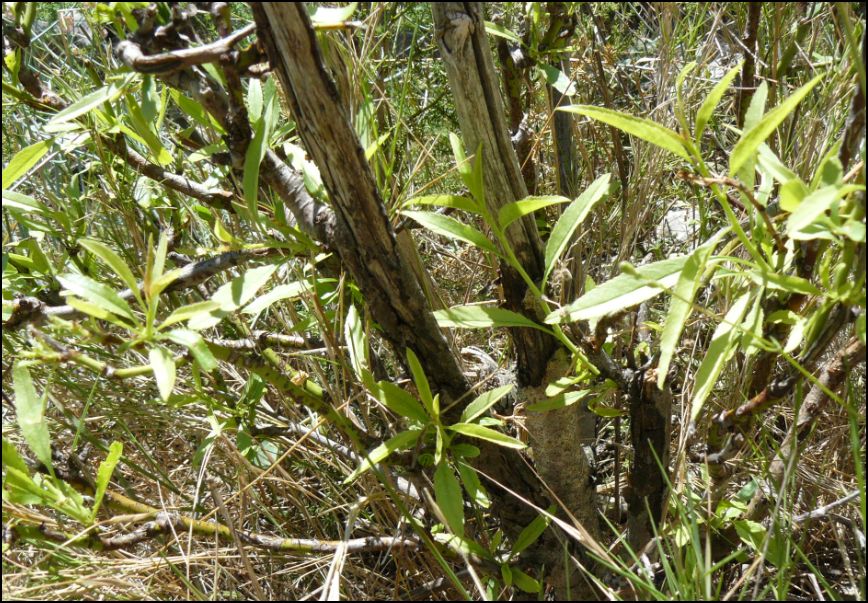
[
  {"xmin": 432, "ymin": 2, "xmax": 556, "ymax": 387},
  {"xmin": 253, "ymin": 3, "xmax": 469, "ymax": 402}
]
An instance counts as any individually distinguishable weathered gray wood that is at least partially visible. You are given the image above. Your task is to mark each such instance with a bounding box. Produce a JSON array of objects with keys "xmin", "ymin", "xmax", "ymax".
[
  {"xmin": 432, "ymin": 2, "xmax": 556, "ymax": 387},
  {"xmin": 253, "ymin": 3, "xmax": 469, "ymax": 402}
]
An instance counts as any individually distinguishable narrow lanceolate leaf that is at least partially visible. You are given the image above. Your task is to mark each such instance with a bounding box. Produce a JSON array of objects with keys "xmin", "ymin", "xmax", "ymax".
[
  {"xmin": 188, "ymin": 264, "xmax": 277, "ymax": 330},
  {"xmin": 13, "ymin": 363, "xmax": 53, "ymax": 470},
  {"xmin": 511, "ymin": 505, "xmax": 556, "ymax": 556},
  {"xmin": 79, "ymin": 239, "xmax": 142, "ymax": 307},
  {"xmin": 2, "ymin": 139, "xmax": 51, "ymax": 189},
  {"xmin": 343, "ymin": 429, "xmax": 422, "ymax": 484},
  {"xmin": 159, "ymin": 300, "xmax": 221, "ymax": 330},
  {"xmin": 164, "ymin": 329, "xmax": 218, "ymax": 372},
  {"xmin": 44, "ymin": 75, "xmax": 133, "ymax": 130},
  {"xmin": 544, "ymin": 174, "xmax": 611, "ymax": 285},
  {"xmin": 695, "ymin": 62, "xmax": 743, "ymax": 142},
  {"xmin": 434, "ymin": 462, "xmax": 465, "ymax": 536},
  {"xmin": 657, "ymin": 240, "xmax": 721, "ymax": 389},
  {"xmin": 786, "ymin": 184, "xmax": 864, "ymax": 236},
  {"xmin": 401, "ymin": 210, "xmax": 498, "ymax": 254},
  {"xmin": 242, "ymin": 281, "xmax": 309, "ymax": 315},
  {"xmin": 149, "ymin": 346, "xmax": 177, "ymax": 402},
  {"xmin": 498, "ymin": 195, "xmax": 569, "ymax": 229},
  {"xmin": 344, "ymin": 304, "xmax": 368, "ymax": 380},
  {"xmin": 447, "ymin": 423, "xmax": 526, "ymax": 449},
  {"xmin": 729, "ymin": 74, "xmax": 824, "ymax": 176},
  {"xmin": 406, "ymin": 349, "xmax": 435, "ymax": 419},
  {"xmin": 559, "ymin": 105, "xmax": 691, "ymax": 160},
  {"xmin": 461, "ymin": 384, "xmax": 514, "ymax": 423},
  {"xmin": 691, "ymin": 292, "xmax": 752, "ymax": 422},
  {"xmin": 403, "ymin": 194, "xmax": 480, "ymax": 214},
  {"xmin": 91, "ymin": 441, "xmax": 123, "ymax": 522},
  {"xmin": 434, "ymin": 304, "xmax": 549, "ymax": 331},
  {"xmin": 456, "ymin": 461, "xmax": 490, "ymax": 507},
  {"xmin": 546, "ymin": 255, "xmax": 691, "ymax": 324},
  {"xmin": 372, "ymin": 380, "xmax": 430, "ymax": 425},
  {"xmin": 57, "ymin": 273, "xmax": 135, "ymax": 321}
]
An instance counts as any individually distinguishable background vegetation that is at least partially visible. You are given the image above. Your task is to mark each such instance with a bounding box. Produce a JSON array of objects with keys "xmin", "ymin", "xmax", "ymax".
[{"xmin": 2, "ymin": 2, "xmax": 865, "ymax": 600}]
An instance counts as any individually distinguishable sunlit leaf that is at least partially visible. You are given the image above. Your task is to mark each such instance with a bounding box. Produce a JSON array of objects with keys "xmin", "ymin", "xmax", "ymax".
[
  {"xmin": 498, "ymin": 195, "xmax": 569, "ymax": 229},
  {"xmin": 149, "ymin": 346, "xmax": 177, "ymax": 401},
  {"xmin": 57, "ymin": 273, "xmax": 135, "ymax": 322},
  {"xmin": 344, "ymin": 429, "xmax": 422, "ymax": 483},
  {"xmin": 447, "ymin": 423, "xmax": 526, "ymax": 449},
  {"xmin": 695, "ymin": 62, "xmax": 743, "ymax": 141},
  {"xmin": 434, "ymin": 304, "xmax": 548, "ymax": 331},
  {"xmin": 544, "ymin": 174, "xmax": 611, "ymax": 285},
  {"xmin": 691, "ymin": 292, "xmax": 752, "ymax": 421},
  {"xmin": 91, "ymin": 441, "xmax": 123, "ymax": 522},
  {"xmin": 461, "ymin": 384, "xmax": 513, "ymax": 423},
  {"xmin": 2, "ymin": 139, "xmax": 51, "ymax": 189},
  {"xmin": 546, "ymin": 255, "xmax": 691, "ymax": 323},
  {"xmin": 402, "ymin": 210, "xmax": 498, "ymax": 254},
  {"xmin": 560, "ymin": 105, "xmax": 690, "ymax": 160},
  {"xmin": 13, "ymin": 364, "xmax": 52, "ymax": 470},
  {"xmin": 729, "ymin": 74, "xmax": 824, "ymax": 176},
  {"xmin": 434, "ymin": 462, "xmax": 464, "ymax": 536}
]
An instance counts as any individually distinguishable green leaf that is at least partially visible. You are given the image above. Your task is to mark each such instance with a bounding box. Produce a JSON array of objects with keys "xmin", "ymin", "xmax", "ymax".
[
  {"xmin": 403, "ymin": 194, "xmax": 480, "ymax": 214},
  {"xmin": 406, "ymin": 349, "xmax": 435, "ymax": 419},
  {"xmin": 344, "ymin": 429, "xmax": 421, "ymax": 483},
  {"xmin": 45, "ymin": 75, "xmax": 133, "ymax": 131},
  {"xmin": 79, "ymin": 239, "xmax": 142, "ymax": 307},
  {"xmin": 456, "ymin": 461, "xmax": 490, "ymax": 507},
  {"xmin": 559, "ymin": 105, "xmax": 690, "ymax": 160},
  {"xmin": 159, "ymin": 300, "xmax": 221, "ymax": 329},
  {"xmin": 743, "ymin": 81, "xmax": 769, "ymax": 133},
  {"xmin": 511, "ymin": 505, "xmax": 555, "ymax": 556},
  {"xmin": 779, "ymin": 178, "xmax": 810, "ymax": 212},
  {"xmin": 2, "ymin": 139, "xmax": 51, "ymax": 189},
  {"xmin": 13, "ymin": 364, "xmax": 53, "ymax": 470},
  {"xmin": 242, "ymin": 281, "xmax": 309, "ymax": 315},
  {"xmin": 546, "ymin": 255, "xmax": 691, "ymax": 324},
  {"xmin": 544, "ymin": 174, "xmax": 611, "ymax": 285},
  {"xmin": 164, "ymin": 329, "xmax": 217, "ymax": 372},
  {"xmin": 657, "ymin": 238, "xmax": 720, "ymax": 388},
  {"xmin": 57, "ymin": 273, "xmax": 135, "ymax": 322},
  {"xmin": 757, "ymin": 144, "xmax": 800, "ymax": 185},
  {"xmin": 91, "ymin": 441, "xmax": 123, "ymax": 522},
  {"xmin": 188, "ymin": 265, "xmax": 277, "ymax": 330},
  {"xmin": 447, "ymin": 423, "xmax": 526, "ymax": 449},
  {"xmin": 2, "ymin": 438, "xmax": 31, "ymax": 475},
  {"xmin": 434, "ymin": 462, "xmax": 465, "ymax": 536},
  {"xmin": 461, "ymin": 384, "xmax": 513, "ymax": 423},
  {"xmin": 434, "ymin": 304, "xmax": 548, "ymax": 331},
  {"xmin": 786, "ymin": 184, "xmax": 864, "ymax": 236},
  {"xmin": 695, "ymin": 62, "xmax": 743, "ymax": 141},
  {"xmin": 372, "ymin": 380, "xmax": 430, "ymax": 425},
  {"xmin": 498, "ymin": 195, "xmax": 569, "ymax": 229},
  {"xmin": 149, "ymin": 346, "xmax": 177, "ymax": 401},
  {"xmin": 310, "ymin": 2, "xmax": 357, "ymax": 25},
  {"xmin": 691, "ymin": 292, "xmax": 752, "ymax": 422},
  {"xmin": 746, "ymin": 271, "xmax": 821, "ymax": 295},
  {"xmin": 511, "ymin": 569, "xmax": 541, "ymax": 594},
  {"xmin": 243, "ymin": 115, "xmax": 267, "ymax": 219},
  {"xmin": 402, "ymin": 211, "xmax": 498, "ymax": 254},
  {"xmin": 526, "ymin": 390, "xmax": 589, "ymax": 412},
  {"xmin": 484, "ymin": 20, "xmax": 521, "ymax": 44},
  {"xmin": 344, "ymin": 304, "xmax": 368, "ymax": 381},
  {"xmin": 539, "ymin": 64, "xmax": 576, "ymax": 96},
  {"xmin": 729, "ymin": 74, "xmax": 824, "ymax": 176}
]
